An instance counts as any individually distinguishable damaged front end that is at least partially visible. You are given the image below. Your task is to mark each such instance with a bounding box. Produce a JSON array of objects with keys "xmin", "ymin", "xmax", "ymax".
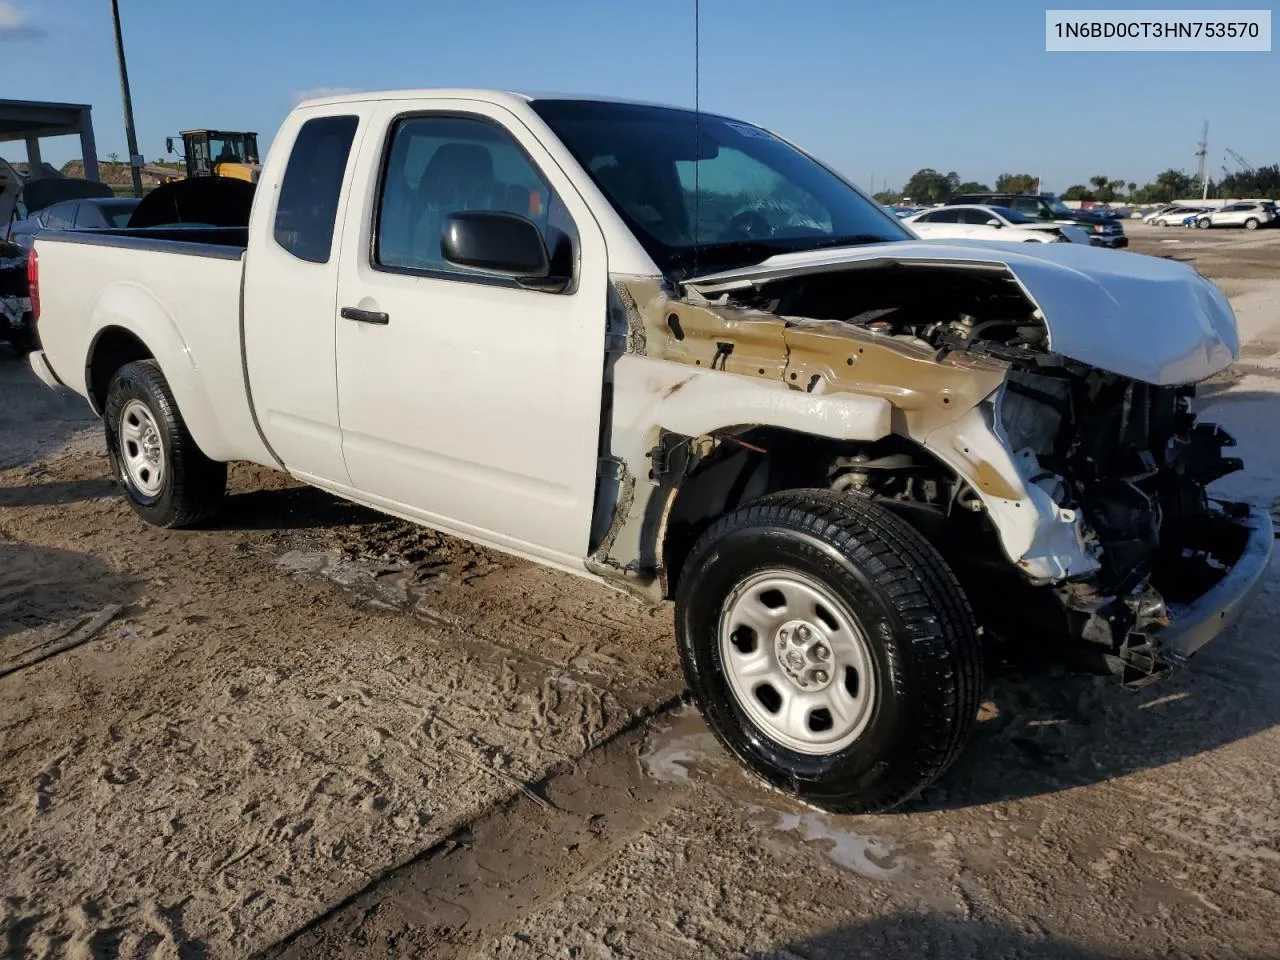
[
  {"xmin": 993, "ymin": 368, "xmax": 1272, "ymax": 683},
  {"xmin": 595, "ymin": 242, "xmax": 1270, "ymax": 684}
]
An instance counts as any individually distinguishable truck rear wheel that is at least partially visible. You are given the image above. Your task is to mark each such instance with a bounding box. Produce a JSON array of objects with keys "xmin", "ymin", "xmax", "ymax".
[
  {"xmin": 104, "ymin": 360, "xmax": 226, "ymax": 528},
  {"xmin": 674, "ymin": 489, "xmax": 983, "ymax": 813}
]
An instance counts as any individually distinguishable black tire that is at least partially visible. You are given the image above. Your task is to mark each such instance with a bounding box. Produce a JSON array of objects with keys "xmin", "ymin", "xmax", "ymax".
[
  {"xmin": 1197, "ymin": 217, "xmax": 1211, "ymax": 229},
  {"xmin": 104, "ymin": 360, "xmax": 227, "ymax": 528},
  {"xmin": 1245, "ymin": 218, "xmax": 1259, "ymax": 230},
  {"xmin": 675, "ymin": 488, "xmax": 983, "ymax": 813}
]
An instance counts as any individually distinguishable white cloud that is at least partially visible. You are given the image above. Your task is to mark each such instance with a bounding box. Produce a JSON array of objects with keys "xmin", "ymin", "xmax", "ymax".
[
  {"xmin": 0, "ymin": 1, "xmax": 41, "ymax": 39},
  {"xmin": 292, "ymin": 87, "xmax": 359, "ymax": 105}
]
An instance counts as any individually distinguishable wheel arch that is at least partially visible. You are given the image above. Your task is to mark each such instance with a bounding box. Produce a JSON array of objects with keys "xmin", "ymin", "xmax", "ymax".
[
  {"xmin": 83, "ymin": 286, "xmax": 232, "ymax": 460},
  {"xmin": 652, "ymin": 424, "xmax": 994, "ymax": 601}
]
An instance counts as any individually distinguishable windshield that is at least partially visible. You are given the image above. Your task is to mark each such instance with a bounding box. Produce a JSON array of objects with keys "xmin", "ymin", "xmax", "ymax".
[
  {"xmin": 988, "ymin": 205, "xmax": 1032, "ymax": 224},
  {"xmin": 209, "ymin": 135, "xmax": 248, "ymax": 164},
  {"xmin": 1045, "ymin": 197, "xmax": 1072, "ymax": 215},
  {"xmin": 530, "ymin": 99, "xmax": 910, "ymax": 277}
]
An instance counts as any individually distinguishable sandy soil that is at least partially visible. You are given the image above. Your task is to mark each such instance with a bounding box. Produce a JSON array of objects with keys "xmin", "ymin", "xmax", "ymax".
[{"xmin": 2, "ymin": 228, "xmax": 1279, "ymax": 959}]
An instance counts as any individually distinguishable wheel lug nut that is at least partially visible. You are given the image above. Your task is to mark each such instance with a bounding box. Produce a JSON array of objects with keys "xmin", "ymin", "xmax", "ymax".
[
  {"xmin": 797, "ymin": 625, "xmax": 811, "ymax": 642},
  {"xmin": 812, "ymin": 670, "xmax": 828, "ymax": 684},
  {"xmin": 813, "ymin": 645, "xmax": 830, "ymax": 661},
  {"xmin": 779, "ymin": 628, "xmax": 789, "ymax": 643}
]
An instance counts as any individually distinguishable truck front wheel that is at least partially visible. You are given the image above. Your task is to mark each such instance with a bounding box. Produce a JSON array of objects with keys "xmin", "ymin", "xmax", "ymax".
[
  {"xmin": 675, "ymin": 489, "xmax": 983, "ymax": 813},
  {"xmin": 104, "ymin": 360, "xmax": 227, "ymax": 528}
]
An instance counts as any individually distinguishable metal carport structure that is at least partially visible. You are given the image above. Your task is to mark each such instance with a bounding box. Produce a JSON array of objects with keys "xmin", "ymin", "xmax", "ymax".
[{"xmin": 0, "ymin": 99, "xmax": 99, "ymax": 181}]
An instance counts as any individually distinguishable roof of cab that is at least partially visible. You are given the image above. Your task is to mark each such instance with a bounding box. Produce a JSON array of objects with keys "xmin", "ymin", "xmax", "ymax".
[{"xmin": 293, "ymin": 88, "xmax": 694, "ymax": 112}]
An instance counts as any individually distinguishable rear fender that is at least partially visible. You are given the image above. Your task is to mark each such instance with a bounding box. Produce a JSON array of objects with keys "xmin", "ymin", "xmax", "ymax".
[{"xmin": 85, "ymin": 282, "xmax": 233, "ymax": 460}]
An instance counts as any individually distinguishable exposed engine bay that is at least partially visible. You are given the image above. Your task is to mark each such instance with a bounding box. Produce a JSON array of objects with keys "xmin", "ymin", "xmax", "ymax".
[
  {"xmin": 716, "ymin": 265, "xmax": 1252, "ymax": 680},
  {"xmin": 596, "ymin": 248, "xmax": 1267, "ymax": 684}
]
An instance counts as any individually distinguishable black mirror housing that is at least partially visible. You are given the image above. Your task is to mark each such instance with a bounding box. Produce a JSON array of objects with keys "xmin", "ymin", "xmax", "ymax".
[{"xmin": 441, "ymin": 211, "xmax": 568, "ymax": 290}]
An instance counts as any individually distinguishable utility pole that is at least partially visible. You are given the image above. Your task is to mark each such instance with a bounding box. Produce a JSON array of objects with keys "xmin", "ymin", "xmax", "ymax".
[
  {"xmin": 1194, "ymin": 120, "xmax": 1209, "ymax": 201},
  {"xmin": 109, "ymin": 0, "xmax": 144, "ymax": 198}
]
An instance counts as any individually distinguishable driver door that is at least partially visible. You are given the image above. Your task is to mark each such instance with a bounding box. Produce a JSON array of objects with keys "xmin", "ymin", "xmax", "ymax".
[{"xmin": 333, "ymin": 99, "xmax": 610, "ymax": 565}]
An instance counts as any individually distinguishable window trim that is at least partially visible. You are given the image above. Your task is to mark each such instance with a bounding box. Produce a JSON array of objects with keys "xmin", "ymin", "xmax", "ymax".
[
  {"xmin": 271, "ymin": 112, "xmax": 361, "ymax": 265},
  {"xmin": 368, "ymin": 109, "xmax": 579, "ymax": 294}
]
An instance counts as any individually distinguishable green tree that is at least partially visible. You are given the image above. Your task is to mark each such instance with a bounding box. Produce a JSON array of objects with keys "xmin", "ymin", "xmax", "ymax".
[
  {"xmin": 955, "ymin": 181, "xmax": 991, "ymax": 194},
  {"xmin": 107, "ymin": 151, "xmax": 120, "ymax": 164},
  {"xmin": 1127, "ymin": 182, "xmax": 1137, "ymax": 195},
  {"xmin": 872, "ymin": 190, "xmax": 901, "ymax": 204},
  {"xmin": 1219, "ymin": 164, "xmax": 1280, "ymax": 199},
  {"xmin": 1149, "ymin": 169, "xmax": 1197, "ymax": 203},
  {"xmin": 901, "ymin": 168, "xmax": 955, "ymax": 203},
  {"xmin": 995, "ymin": 172, "xmax": 1038, "ymax": 193},
  {"xmin": 1062, "ymin": 184, "xmax": 1094, "ymax": 201}
]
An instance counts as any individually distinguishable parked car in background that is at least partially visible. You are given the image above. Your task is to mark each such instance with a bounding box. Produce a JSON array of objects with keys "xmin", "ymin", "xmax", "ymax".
[
  {"xmin": 7, "ymin": 195, "xmax": 140, "ymax": 249},
  {"xmin": 1146, "ymin": 204, "xmax": 1208, "ymax": 227},
  {"xmin": 905, "ymin": 204, "xmax": 1089, "ymax": 244},
  {"xmin": 946, "ymin": 192, "xmax": 1127, "ymax": 248},
  {"xmin": 1, "ymin": 238, "xmax": 30, "ymax": 350},
  {"xmin": 1193, "ymin": 200, "xmax": 1277, "ymax": 230},
  {"xmin": 1, "ymin": 175, "xmax": 126, "ymax": 350}
]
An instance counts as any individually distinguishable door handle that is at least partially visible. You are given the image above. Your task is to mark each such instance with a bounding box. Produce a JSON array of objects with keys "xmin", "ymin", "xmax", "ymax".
[{"xmin": 341, "ymin": 306, "xmax": 390, "ymax": 325}]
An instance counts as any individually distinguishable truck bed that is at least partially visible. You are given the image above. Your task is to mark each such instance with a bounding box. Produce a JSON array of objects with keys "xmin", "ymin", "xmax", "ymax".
[
  {"xmin": 45, "ymin": 225, "xmax": 249, "ymax": 257},
  {"xmin": 33, "ymin": 229, "xmax": 271, "ymax": 466}
]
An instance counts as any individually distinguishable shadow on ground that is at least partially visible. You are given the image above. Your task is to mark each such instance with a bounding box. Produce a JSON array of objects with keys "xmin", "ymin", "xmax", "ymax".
[
  {"xmin": 0, "ymin": 540, "xmax": 142, "ymax": 640},
  {"xmin": 755, "ymin": 912, "xmax": 1275, "ymax": 960},
  {"xmin": 0, "ymin": 477, "xmax": 119, "ymax": 508},
  {"xmin": 0, "ymin": 345, "xmax": 97, "ymax": 471},
  {"xmin": 211, "ymin": 485, "xmax": 383, "ymax": 532}
]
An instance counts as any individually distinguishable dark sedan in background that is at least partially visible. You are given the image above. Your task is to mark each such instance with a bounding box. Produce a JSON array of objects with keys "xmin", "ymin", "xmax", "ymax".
[{"xmin": 6, "ymin": 195, "xmax": 140, "ymax": 249}]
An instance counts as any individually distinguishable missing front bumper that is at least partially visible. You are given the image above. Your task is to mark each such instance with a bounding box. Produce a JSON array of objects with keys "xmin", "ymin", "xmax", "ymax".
[
  {"xmin": 1106, "ymin": 504, "xmax": 1274, "ymax": 685},
  {"xmin": 1153, "ymin": 504, "xmax": 1274, "ymax": 663}
]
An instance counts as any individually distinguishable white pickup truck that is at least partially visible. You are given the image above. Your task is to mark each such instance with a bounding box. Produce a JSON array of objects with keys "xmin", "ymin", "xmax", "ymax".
[{"xmin": 28, "ymin": 90, "xmax": 1272, "ymax": 813}]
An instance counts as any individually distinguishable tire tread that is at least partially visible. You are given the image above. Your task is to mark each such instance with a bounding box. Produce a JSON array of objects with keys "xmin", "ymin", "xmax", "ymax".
[{"xmin": 678, "ymin": 488, "xmax": 983, "ymax": 812}]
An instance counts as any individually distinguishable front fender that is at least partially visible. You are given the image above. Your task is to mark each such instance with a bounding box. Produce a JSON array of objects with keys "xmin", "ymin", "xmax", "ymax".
[
  {"xmin": 84, "ymin": 282, "xmax": 233, "ymax": 461},
  {"xmin": 587, "ymin": 356, "xmax": 894, "ymax": 601}
]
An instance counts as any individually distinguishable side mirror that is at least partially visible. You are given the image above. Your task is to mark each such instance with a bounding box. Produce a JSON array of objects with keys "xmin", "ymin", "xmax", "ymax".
[
  {"xmin": 166, "ymin": 137, "xmax": 175, "ymax": 155},
  {"xmin": 986, "ymin": 219, "xmax": 1002, "ymax": 227},
  {"xmin": 441, "ymin": 211, "xmax": 568, "ymax": 290}
]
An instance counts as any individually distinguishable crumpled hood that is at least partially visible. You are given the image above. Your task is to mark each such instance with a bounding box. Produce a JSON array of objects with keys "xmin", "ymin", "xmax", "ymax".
[{"xmin": 684, "ymin": 240, "xmax": 1239, "ymax": 386}]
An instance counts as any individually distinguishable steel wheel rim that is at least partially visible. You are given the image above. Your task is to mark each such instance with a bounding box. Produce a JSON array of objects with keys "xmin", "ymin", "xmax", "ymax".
[
  {"xmin": 719, "ymin": 569, "xmax": 877, "ymax": 755},
  {"xmin": 119, "ymin": 399, "xmax": 165, "ymax": 497}
]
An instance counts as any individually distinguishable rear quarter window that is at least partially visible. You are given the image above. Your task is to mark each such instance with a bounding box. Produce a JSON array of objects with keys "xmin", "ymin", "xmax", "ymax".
[{"xmin": 273, "ymin": 114, "xmax": 360, "ymax": 264}]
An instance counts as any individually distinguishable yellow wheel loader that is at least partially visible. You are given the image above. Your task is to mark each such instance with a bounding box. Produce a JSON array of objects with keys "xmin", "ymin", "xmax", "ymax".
[{"xmin": 165, "ymin": 130, "xmax": 261, "ymax": 183}]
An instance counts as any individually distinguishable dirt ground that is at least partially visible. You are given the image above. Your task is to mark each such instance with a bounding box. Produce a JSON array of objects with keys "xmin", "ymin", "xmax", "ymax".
[{"xmin": 2, "ymin": 225, "xmax": 1280, "ymax": 959}]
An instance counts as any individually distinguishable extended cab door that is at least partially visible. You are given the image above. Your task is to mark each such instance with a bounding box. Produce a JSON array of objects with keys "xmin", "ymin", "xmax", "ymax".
[
  {"xmin": 332, "ymin": 99, "xmax": 609, "ymax": 565},
  {"xmin": 243, "ymin": 105, "xmax": 371, "ymax": 485}
]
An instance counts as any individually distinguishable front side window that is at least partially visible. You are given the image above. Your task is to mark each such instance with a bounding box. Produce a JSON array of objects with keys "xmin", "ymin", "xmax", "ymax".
[
  {"xmin": 273, "ymin": 114, "xmax": 359, "ymax": 264},
  {"xmin": 989, "ymin": 206, "xmax": 1033, "ymax": 224},
  {"xmin": 73, "ymin": 204, "xmax": 106, "ymax": 228},
  {"xmin": 1008, "ymin": 196, "xmax": 1042, "ymax": 217},
  {"xmin": 375, "ymin": 115, "xmax": 574, "ymax": 281},
  {"xmin": 531, "ymin": 98, "xmax": 909, "ymax": 278},
  {"xmin": 928, "ymin": 209, "xmax": 960, "ymax": 223},
  {"xmin": 958, "ymin": 209, "xmax": 996, "ymax": 225}
]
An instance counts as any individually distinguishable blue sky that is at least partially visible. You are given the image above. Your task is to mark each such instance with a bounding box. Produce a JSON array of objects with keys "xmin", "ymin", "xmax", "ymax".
[{"xmin": 1, "ymin": 0, "xmax": 1276, "ymax": 192}]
